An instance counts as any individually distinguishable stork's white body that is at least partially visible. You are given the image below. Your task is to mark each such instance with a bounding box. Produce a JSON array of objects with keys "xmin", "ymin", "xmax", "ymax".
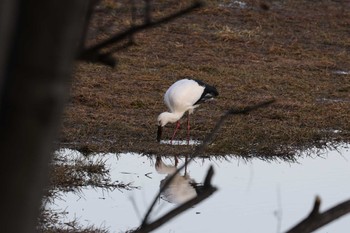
[
  {"xmin": 157, "ymin": 78, "xmax": 218, "ymax": 142},
  {"xmin": 165, "ymin": 79, "xmax": 204, "ymax": 114},
  {"xmin": 159, "ymin": 79, "xmax": 204, "ymax": 126}
]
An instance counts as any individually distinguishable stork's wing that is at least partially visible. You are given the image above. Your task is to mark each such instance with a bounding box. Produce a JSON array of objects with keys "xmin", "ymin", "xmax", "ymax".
[{"xmin": 194, "ymin": 81, "xmax": 219, "ymax": 105}]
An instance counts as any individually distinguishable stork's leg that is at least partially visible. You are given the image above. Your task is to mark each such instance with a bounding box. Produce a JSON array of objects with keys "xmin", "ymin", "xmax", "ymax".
[
  {"xmin": 187, "ymin": 112, "xmax": 190, "ymax": 145},
  {"xmin": 171, "ymin": 121, "xmax": 181, "ymax": 144}
]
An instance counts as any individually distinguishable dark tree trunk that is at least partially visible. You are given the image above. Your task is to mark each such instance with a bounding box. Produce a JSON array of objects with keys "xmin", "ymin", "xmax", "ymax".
[{"xmin": 0, "ymin": 1, "xmax": 89, "ymax": 232}]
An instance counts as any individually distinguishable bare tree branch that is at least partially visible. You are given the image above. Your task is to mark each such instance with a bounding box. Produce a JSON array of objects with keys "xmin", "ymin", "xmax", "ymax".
[
  {"xmin": 129, "ymin": 0, "xmax": 136, "ymax": 43},
  {"xmin": 286, "ymin": 196, "xmax": 350, "ymax": 233},
  {"xmin": 78, "ymin": 0, "xmax": 99, "ymax": 52},
  {"xmin": 138, "ymin": 99, "xmax": 275, "ymax": 231},
  {"xmin": 144, "ymin": 0, "xmax": 152, "ymax": 24},
  {"xmin": 79, "ymin": 1, "xmax": 204, "ymax": 66}
]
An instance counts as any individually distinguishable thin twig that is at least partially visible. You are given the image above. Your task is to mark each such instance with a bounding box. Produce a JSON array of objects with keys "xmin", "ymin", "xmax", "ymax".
[
  {"xmin": 308, "ymin": 195, "xmax": 321, "ymax": 217},
  {"xmin": 130, "ymin": 0, "xmax": 136, "ymax": 43},
  {"xmin": 144, "ymin": 0, "xmax": 151, "ymax": 24},
  {"xmin": 200, "ymin": 98, "xmax": 276, "ymax": 146},
  {"xmin": 78, "ymin": 0, "xmax": 99, "ymax": 52}
]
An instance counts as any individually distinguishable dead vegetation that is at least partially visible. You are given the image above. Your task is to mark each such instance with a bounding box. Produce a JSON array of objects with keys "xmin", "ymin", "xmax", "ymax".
[
  {"xmin": 58, "ymin": 0, "xmax": 350, "ymax": 158},
  {"xmin": 38, "ymin": 207, "xmax": 109, "ymax": 233},
  {"xmin": 38, "ymin": 150, "xmax": 137, "ymax": 232},
  {"xmin": 44, "ymin": 149, "xmax": 136, "ymax": 199}
]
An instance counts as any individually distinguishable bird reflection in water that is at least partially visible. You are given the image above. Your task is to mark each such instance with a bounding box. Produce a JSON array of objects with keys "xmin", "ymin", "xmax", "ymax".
[{"xmin": 155, "ymin": 156, "xmax": 203, "ymax": 204}]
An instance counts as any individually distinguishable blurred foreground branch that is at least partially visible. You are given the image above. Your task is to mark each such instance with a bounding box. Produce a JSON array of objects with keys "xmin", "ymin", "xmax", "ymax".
[
  {"xmin": 79, "ymin": 1, "xmax": 204, "ymax": 67},
  {"xmin": 136, "ymin": 99, "xmax": 275, "ymax": 233},
  {"xmin": 286, "ymin": 196, "xmax": 350, "ymax": 233}
]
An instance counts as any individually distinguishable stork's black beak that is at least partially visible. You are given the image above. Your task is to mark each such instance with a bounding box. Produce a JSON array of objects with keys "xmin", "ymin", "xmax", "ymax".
[{"xmin": 157, "ymin": 125, "xmax": 163, "ymax": 142}]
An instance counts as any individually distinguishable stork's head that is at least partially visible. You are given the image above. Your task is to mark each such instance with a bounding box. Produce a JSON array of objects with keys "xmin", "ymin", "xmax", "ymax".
[
  {"xmin": 157, "ymin": 112, "xmax": 169, "ymax": 142},
  {"xmin": 157, "ymin": 112, "xmax": 184, "ymax": 142}
]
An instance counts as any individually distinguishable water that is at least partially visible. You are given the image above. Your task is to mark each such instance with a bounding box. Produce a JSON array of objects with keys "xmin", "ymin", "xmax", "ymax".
[
  {"xmin": 333, "ymin": 70, "xmax": 350, "ymax": 75},
  {"xmin": 219, "ymin": 0, "xmax": 247, "ymax": 9},
  {"xmin": 159, "ymin": 139, "xmax": 201, "ymax": 146},
  {"xmin": 48, "ymin": 146, "xmax": 350, "ymax": 232}
]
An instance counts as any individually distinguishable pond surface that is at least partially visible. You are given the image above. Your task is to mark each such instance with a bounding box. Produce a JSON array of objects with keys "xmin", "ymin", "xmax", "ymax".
[
  {"xmin": 159, "ymin": 139, "xmax": 202, "ymax": 146},
  {"xmin": 49, "ymin": 145, "xmax": 350, "ymax": 232}
]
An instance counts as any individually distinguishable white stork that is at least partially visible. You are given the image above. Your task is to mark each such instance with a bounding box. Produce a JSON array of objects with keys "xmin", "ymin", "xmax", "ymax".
[{"xmin": 157, "ymin": 78, "xmax": 219, "ymax": 143}]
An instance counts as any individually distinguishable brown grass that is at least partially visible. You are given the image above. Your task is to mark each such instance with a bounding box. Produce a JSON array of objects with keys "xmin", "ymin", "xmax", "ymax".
[
  {"xmin": 43, "ymin": 150, "xmax": 136, "ymax": 200},
  {"xmin": 39, "ymin": 151, "xmax": 137, "ymax": 232},
  {"xmin": 58, "ymin": 0, "xmax": 350, "ymax": 158}
]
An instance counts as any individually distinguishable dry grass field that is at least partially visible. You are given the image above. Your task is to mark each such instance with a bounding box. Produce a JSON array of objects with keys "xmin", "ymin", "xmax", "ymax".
[{"xmin": 59, "ymin": 0, "xmax": 350, "ymax": 159}]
